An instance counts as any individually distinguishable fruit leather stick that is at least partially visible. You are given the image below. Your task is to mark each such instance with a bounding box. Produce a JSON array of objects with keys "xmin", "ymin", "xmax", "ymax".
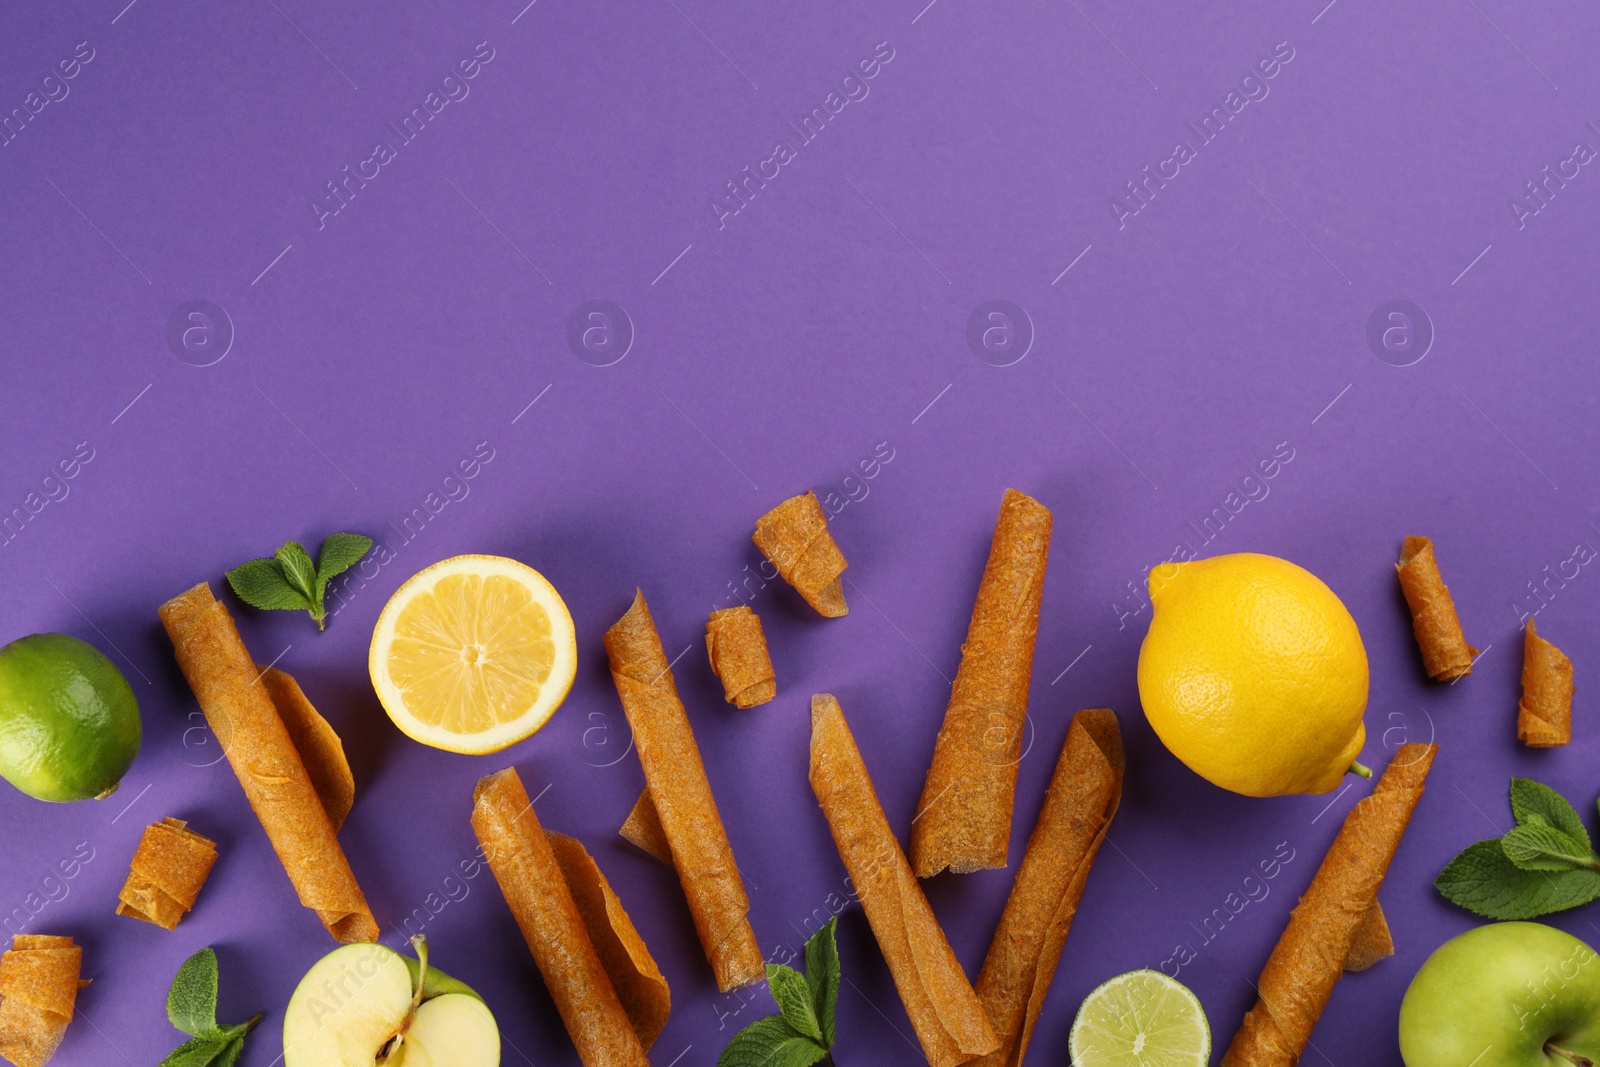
[
  {"xmin": 753, "ymin": 490, "xmax": 849, "ymax": 617},
  {"xmin": 0, "ymin": 935, "xmax": 85, "ymax": 1067},
  {"xmin": 1221, "ymin": 743, "xmax": 1437, "ymax": 1067},
  {"xmin": 913, "ymin": 488, "xmax": 1052, "ymax": 876},
  {"xmin": 159, "ymin": 583, "xmax": 377, "ymax": 943},
  {"xmin": 706, "ymin": 606, "xmax": 776, "ymax": 708},
  {"xmin": 471, "ymin": 769, "xmax": 648, "ymax": 1067},
  {"xmin": 972, "ymin": 707, "xmax": 1123, "ymax": 1067},
  {"xmin": 605, "ymin": 591, "xmax": 764, "ymax": 992},
  {"xmin": 1396, "ymin": 536, "xmax": 1477, "ymax": 682},
  {"xmin": 809, "ymin": 694, "xmax": 999, "ymax": 1067},
  {"xmin": 1518, "ymin": 618, "xmax": 1574, "ymax": 748}
]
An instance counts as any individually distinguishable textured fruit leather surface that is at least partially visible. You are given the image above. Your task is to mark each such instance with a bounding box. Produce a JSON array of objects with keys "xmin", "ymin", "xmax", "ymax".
[{"xmin": 0, "ymin": 1, "xmax": 1596, "ymax": 1064}]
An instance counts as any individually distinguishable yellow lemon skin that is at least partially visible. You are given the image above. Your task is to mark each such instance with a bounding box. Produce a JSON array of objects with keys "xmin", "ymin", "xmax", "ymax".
[{"xmin": 1136, "ymin": 553, "xmax": 1368, "ymax": 797}]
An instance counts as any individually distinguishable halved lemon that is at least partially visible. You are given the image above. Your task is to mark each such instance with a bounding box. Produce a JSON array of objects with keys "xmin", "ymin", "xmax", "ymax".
[{"xmin": 369, "ymin": 555, "xmax": 577, "ymax": 754}]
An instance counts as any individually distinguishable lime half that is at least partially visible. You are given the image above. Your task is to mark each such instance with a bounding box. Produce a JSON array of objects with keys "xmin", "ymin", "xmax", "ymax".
[{"xmin": 1068, "ymin": 969, "xmax": 1210, "ymax": 1066}]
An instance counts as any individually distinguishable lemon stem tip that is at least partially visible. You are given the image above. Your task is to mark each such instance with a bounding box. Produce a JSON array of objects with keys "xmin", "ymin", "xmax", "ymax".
[{"xmin": 1348, "ymin": 760, "xmax": 1372, "ymax": 779}]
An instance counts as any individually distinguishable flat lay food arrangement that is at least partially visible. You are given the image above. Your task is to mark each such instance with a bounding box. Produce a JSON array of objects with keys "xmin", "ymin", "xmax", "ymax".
[{"xmin": 0, "ymin": 483, "xmax": 1586, "ymax": 1067}]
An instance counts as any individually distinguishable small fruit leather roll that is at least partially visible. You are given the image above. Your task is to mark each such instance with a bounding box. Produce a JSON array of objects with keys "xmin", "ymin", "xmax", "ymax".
[
  {"xmin": 471, "ymin": 769, "xmax": 648, "ymax": 1067},
  {"xmin": 1518, "ymin": 618, "xmax": 1574, "ymax": 747},
  {"xmin": 913, "ymin": 488, "xmax": 1052, "ymax": 876},
  {"xmin": 115, "ymin": 817, "xmax": 218, "ymax": 930},
  {"xmin": 972, "ymin": 707, "xmax": 1123, "ymax": 1067},
  {"xmin": 809, "ymin": 694, "xmax": 999, "ymax": 1067},
  {"xmin": 706, "ymin": 606, "xmax": 776, "ymax": 708},
  {"xmin": 1221, "ymin": 744, "xmax": 1437, "ymax": 1067},
  {"xmin": 0, "ymin": 935, "xmax": 85, "ymax": 1067},
  {"xmin": 605, "ymin": 591, "xmax": 764, "ymax": 992},
  {"xmin": 159, "ymin": 583, "xmax": 377, "ymax": 943},
  {"xmin": 753, "ymin": 491, "xmax": 850, "ymax": 617},
  {"xmin": 1396, "ymin": 536, "xmax": 1477, "ymax": 681}
]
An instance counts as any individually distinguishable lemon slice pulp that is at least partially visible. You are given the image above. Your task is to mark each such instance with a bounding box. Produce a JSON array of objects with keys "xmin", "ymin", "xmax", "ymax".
[{"xmin": 369, "ymin": 555, "xmax": 576, "ymax": 754}]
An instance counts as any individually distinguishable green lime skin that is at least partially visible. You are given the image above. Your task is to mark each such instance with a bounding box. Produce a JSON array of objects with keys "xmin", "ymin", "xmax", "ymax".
[{"xmin": 0, "ymin": 633, "xmax": 142, "ymax": 802}]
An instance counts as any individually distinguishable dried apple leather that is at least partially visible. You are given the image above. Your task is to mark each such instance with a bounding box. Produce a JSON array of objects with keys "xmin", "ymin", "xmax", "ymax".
[
  {"xmin": 1221, "ymin": 744, "xmax": 1437, "ymax": 1067},
  {"xmin": 0, "ymin": 935, "xmax": 84, "ymax": 1067},
  {"xmin": 115, "ymin": 817, "xmax": 218, "ymax": 930},
  {"xmin": 471, "ymin": 769, "xmax": 648, "ymax": 1067},
  {"xmin": 753, "ymin": 491, "xmax": 849, "ymax": 617},
  {"xmin": 1396, "ymin": 536, "xmax": 1477, "ymax": 682},
  {"xmin": 1518, "ymin": 618, "xmax": 1574, "ymax": 747},
  {"xmin": 620, "ymin": 789, "xmax": 673, "ymax": 866},
  {"xmin": 913, "ymin": 488, "xmax": 1052, "ymax": 877},
  {"xmin": 706, "ymin": 606, "xmax": 776, "ymax": 708},
  {"xmin": 972, "ymin": 707, "xmax": 1123, "ymax": 1067},
  {"xmin": 809, "ymin": 694, "xmax": 998, "ymax": 1067},
  {"xmin": 605, "ymin": 590, "xmax": 764, "ymax": 992},
  {"xmin": 159, "ymin": 582, "xmax": 377, "ymax": 944}
]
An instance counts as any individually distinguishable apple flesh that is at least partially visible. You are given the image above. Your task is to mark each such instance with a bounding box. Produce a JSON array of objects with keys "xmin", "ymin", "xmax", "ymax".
[
  {"xmin": 1400, "ymin": 922, "xmax": 1600, "ymax": 1067},
  {"xmin": 284, "ymin": 942, "xmax": 499, "ymax": 1067}
]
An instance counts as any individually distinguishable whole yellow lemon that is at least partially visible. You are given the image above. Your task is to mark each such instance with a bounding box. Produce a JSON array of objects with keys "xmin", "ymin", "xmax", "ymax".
[{"xmin": 1136, "ymin": 553, "xmax": 1369, "ymax": 797}]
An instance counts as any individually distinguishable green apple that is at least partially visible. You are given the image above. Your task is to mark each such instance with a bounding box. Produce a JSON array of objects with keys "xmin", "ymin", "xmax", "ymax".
[
  {"xmin": 284, "ymin": 938, "xmax": 499, "ymax": 1067},
  {"xmin": 1400, "ymin": 922, "xmax": 1600, "ymax": 1067}
]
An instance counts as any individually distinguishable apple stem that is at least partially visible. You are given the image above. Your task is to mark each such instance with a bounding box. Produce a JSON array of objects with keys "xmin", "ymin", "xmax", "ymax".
[
  {"xmin": 377, "ymin": 937, "xmax": 431, "ymax": 1063},
  {"xmin": 1348, "ymin": 760, "xmax": 1372, "ymax": 779},
  {"xmin": 1546, "ymin": 1042, "xmax": 1595, "ymax": 1067}
]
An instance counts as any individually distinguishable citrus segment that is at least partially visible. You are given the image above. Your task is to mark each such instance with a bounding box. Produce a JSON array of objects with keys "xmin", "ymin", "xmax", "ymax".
[
  {"xmin": 370, "ymin": 556, "xmax": 576, "ymax": 754},
  {"xmin": 1069, "ymin": 969, "xmax": 1210, "ymax": 1067}
]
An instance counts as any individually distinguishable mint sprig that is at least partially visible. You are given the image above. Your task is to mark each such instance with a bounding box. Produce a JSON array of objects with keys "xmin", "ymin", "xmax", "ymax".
[
  {"xmin": 225, "ymin": 533, "xmax": 371, "ymax": 631},
  {"xmin": 1435, "ymin": 778, "xmax": 1600, "ymax": 920},
  {"xmin": 719, "ymin": 918, "xmax": 839, "ymax": 1067},
  {"xmin": 161, "ymin": 948, "xmax": 261, "ymax": 1067}
]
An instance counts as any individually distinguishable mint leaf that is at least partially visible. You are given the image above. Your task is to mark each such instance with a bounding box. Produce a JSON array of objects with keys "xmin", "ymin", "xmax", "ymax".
[
  {"xmin": 766, "ymin": 965, "xmax": 823, "ymax": 1044},
  {"xmin": 716, "ymin": 1016, "xmax": 828, "ymax": 1067},
  {"xmin": 1511, "ymin": 778, "xmax": 1591, "ymax": 846},
  {"xmin": 803, "ymin": 918, "xmax": 839, "ymax": 1047},
  {"xmin": 275, "ymin": 542, "xmax": 318, "ymax": 603},
  {"xmin": 1436, "ymin": 839, "xmax": 1600, "ymax": 919},
  {"xmin": 167, "ymin": 947, "xmax": 219, "ymax": 1038},
  {"xmin": 225, "ymin": 559, "xmax": 309, "ymax": 613},
  {"xmin": 1502, "ymin": 824, "xmax": 1598, "ymax": 872},
  {"xmin": 315, "ymin": 533, "xmax": 371, "ymax": 581},
  {"xmin": 158, "ymin": 1036, "xmax": 229, "ymax": 1067},
  {"xmin": 211, "ymin": 1036, "xmax": 247, "ymax": 1067}
]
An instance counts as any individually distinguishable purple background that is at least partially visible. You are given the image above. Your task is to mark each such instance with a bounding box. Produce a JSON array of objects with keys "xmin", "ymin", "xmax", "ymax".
[{"xmin": 2, "ymin": 0, "xmax": 1598, "ymax": 1063}]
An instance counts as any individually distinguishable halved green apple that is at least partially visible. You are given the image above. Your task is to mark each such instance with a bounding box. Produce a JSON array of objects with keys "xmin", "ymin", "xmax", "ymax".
[{"xmin": 283, "ymin": 938, "xmax": 499, "ymax": 1067}]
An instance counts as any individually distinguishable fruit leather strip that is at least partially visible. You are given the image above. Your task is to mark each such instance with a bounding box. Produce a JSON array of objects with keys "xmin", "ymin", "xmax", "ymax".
[
  {"xmin": 605, "ymin": 591, "xmax": 763, "ymax": 992},
  {"xmin": 972, "ymin": 707, "xmax": 1122, "ymax": 1067},
  {"xmin": 809, "ymin": 694, "xmax": 999, "ymax": 1067},
  {"xmin": 1342, "ymin": 901, "xmax": 1393, "ymax": 973},
  {"xmin": 620, "ymin": 790, "xmax": 673, "ymax": 866},
  {"xmin": 546, "ymin": 831, "xmax": 672, "ymax": 1051},
  {"xmin": 471, "ymin": 769, "xmax": 648, "ymax": 1067},
  {"xmin": 1221, "ymin": 744, "xmax": 1437, "ymax": 1067},
  {"xmin": 913, "ymin": 489, "xmax": 1053, "ymax": 877},
  {"xmin": 753, "ymin": 491, "xmax": 849, "ymax": 617},
  {"xmin": 158, "ymin": 583, "xmax": 378, "ymax": 944},
  {"xmin": 115, "ymin": 817, "xmax": 218, "ymax": 930},
  {"xmin": 1518, "ymin": 618, "xmax": 1574, "ymax": 748},
  {"xmin": 705, "ymin": 607, "xmax": 777, "ymax": 708},
  {"xmin": 260, "ymin": 667, "xmax": 355, "ymax": 831},
  {"xmin": 1396, "ymin": 537, "xmax": 1477, "ymax": 682},
  {"xmin": 0, "ymin": 935, "xmax": 83, "ymax": 1067}
]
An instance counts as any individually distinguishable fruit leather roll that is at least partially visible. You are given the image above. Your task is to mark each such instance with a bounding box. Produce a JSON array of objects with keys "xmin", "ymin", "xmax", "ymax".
[
  {"xmin": 705, "ymin": 606, "xmax": 776, "ymax": 708},
  {"xmin": 159, "ymin": 583, "xmax": 377, "ymax": 943},
  {"xmin": 1222, "ymin": 743, "xmax": 1437, "ymax": 1067},
  {"xmin": 810, "ymin": 694, "xmax": 998, "ymax": 1067},
  {"xmin": 1518, "ymin": 618, "xmax": 1574, "ymax": 747},
  {"xmin": 471, "ymin": 769, "xmax": 648, "ymax": 1067},
  {"xmin": 115, "ymin": 817, "xmax": 218, "ymax": 930},
  {"xmin": 0, "ymin": 935, "xmax": 85, "ymax": 1067},
  {"xmin": 753, "ymin": 491, "xmax": 849, "ymax": 617},
  {"xmin": 973, "ymin": 707, "xmax": 1123, "ymax": 1067},
  {"xmin": 605, "ymin": 591, "xmax": 764, "ymax": 991},
  {"xmin": 913, "ymin": 488, "xmax": 1052, "ymax": 876},
  {"xmin": 1396, "ymin": 536, "xmax": 1477, "ymax": 682},
  {"xmin": 620, "ymin": 789, "xmax": 672, "ymax": 866}
]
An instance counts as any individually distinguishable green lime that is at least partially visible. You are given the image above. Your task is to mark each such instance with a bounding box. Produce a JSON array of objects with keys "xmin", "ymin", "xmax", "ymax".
[
  {"xmin": 0, "ymin": 633, "xmax": 142, "ymax": 802},
  {"xmin": 1069, "ymin": 969, "xmax": 1211, "ymax": 1067}
]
